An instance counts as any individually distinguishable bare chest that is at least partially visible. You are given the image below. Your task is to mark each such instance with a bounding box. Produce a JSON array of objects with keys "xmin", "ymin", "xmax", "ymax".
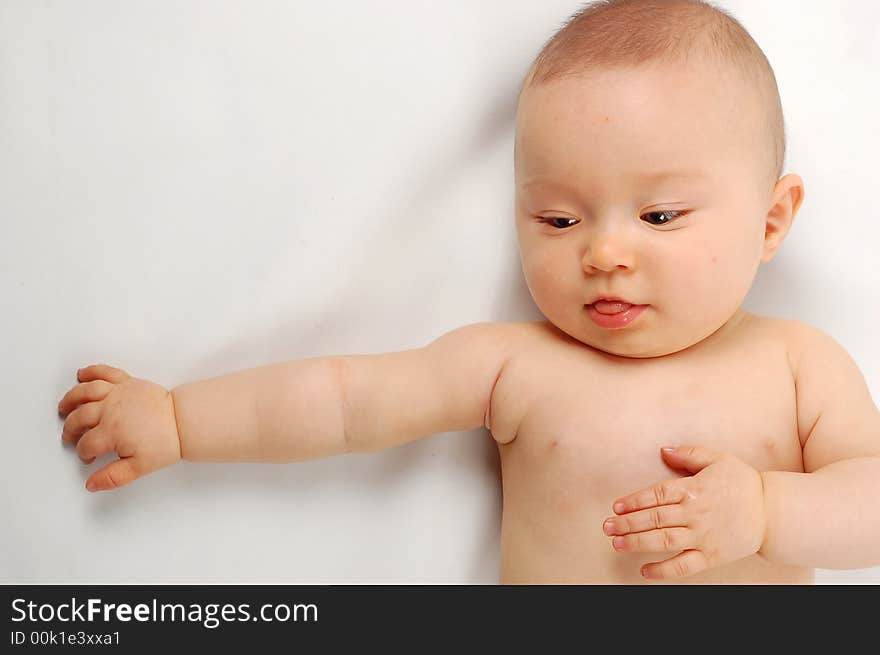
[
  {"xmin": 487, "ymin": 319, "xmax": 808, "ymax": 582},
  {"xmin": 491, "ymin": 322, "xmax": 804, "ymax": 505}
]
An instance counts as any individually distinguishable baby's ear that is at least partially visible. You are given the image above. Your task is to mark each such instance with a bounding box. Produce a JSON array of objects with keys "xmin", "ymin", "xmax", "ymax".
[{"xmin": 760, "ymin": 173, "xmax": 805, "ymax": 263}]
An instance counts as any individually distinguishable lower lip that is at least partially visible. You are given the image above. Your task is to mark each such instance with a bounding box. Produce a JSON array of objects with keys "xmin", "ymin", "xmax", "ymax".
[{"xmin": 586, "ymin": 304, "xmax": 649, "ymax": 329}]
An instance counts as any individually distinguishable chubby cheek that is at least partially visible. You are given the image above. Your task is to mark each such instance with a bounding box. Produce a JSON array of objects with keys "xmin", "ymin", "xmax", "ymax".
[
  {"xmin": 669, "ymin": 236, "xmax": 754, "ymax": 321},
  {"xmin": 715, "ymin": 225, "xmax": 763, "ymax": 290},
  {"xmin": 520, "ymin": 246, "xmax": 574, "ymax": 313}
]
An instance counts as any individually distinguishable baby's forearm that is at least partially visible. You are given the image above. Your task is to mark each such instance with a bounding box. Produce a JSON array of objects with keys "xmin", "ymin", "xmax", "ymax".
[
  {"xmin": 170, "ymin": 356, "xmax": 347, "ymax": 463},
  {"xmin": 759, "ymin": 457, "xmax": 880, "ymax": 569}
]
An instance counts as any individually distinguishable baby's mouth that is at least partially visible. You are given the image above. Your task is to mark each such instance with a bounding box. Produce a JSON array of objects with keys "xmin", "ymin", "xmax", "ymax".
[{"xmin": 590, "ymin": 300, "xmax": 635, "ymax": 315}]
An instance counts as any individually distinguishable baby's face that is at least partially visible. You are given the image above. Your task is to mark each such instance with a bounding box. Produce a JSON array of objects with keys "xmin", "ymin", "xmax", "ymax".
[{"xmin": 515, "ymin": 62, "xmax": 779, "ymax": 358}]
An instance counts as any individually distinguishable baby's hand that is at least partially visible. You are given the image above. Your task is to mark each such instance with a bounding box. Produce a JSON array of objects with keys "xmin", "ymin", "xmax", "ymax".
[
  {"xmin": 58, "ymin": 364, "xmax": 181, "ymax": 492},
  {"xmin": 603, "ymin": 446, "xmax": 766, "ymax": 580}
]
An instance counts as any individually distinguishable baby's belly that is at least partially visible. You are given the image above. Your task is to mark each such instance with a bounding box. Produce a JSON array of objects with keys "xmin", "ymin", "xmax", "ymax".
[{"xmin": 496, "ymin": 417, "xmax": 811, "ymax": 584}]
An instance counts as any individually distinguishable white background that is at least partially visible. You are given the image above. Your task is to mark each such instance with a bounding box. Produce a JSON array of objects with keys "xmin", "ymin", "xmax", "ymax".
[{"xmin": 2, "ymin": 0, "xmax": 878, "ymax": 583}]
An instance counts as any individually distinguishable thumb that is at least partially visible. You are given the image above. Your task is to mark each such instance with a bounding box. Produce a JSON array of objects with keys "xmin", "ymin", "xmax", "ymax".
[
  {"xmin": 85, "ymin": 458, "xmax": 139, "ymax": 492},
  {"xmin": 660, "ymin": 445, "xmax": 722, "ymax": 474}
]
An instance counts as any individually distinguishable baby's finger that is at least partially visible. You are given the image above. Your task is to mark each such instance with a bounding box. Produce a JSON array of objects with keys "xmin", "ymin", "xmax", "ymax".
[
  {"xmin": 58, "ymin": 379, "xmax": 113, "ymax": 418},
  {"xmin": 660, "ymin": 445, "xmax": 724, "ymax": 474},
  {"xmin": 611, "ymin": 527, "xmax": 694, "ymax": 553},
  {"xmin": 85, "ymin": 458, "xmax": 139, "ymax": 492},
  {"xmin": 61, "ymin": 402, "xmax": 103, "ymax": 444},
  {"xmin": 603, "ymin": 503, "xmax": 688, "ymax": 536},
  {"xmin": 76, "ymin": 427, "xmax": 115, "ymax": 465},
  {"xmin": 612, "ymin": 478, "xmax": 689, "ymax": 515},
  {"xmin": 641, "ymin": 549, "xmax": 709, "ymax": 580},
  {"xmin": 76, "ymin": 364, "xmax": 129, "ymax": 385}
]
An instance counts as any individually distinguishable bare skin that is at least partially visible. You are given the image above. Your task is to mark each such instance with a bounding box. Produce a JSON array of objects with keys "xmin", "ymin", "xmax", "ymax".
[
  {"xmin": 491, "ymin": 314, "xmax": 812, "ymax": 583},
  {"xmin": 57, "ymin": 58, "xmax": 880, "ymax": 583},
  {"xmin": 59, "ymin": 305, "xmax": 880, "ymax": 583}
]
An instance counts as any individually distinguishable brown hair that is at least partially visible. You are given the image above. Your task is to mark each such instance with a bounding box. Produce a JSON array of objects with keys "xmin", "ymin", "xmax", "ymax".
[{"xmin": 519, "ymin": 0, "xmax": 786, "ymax": 186}]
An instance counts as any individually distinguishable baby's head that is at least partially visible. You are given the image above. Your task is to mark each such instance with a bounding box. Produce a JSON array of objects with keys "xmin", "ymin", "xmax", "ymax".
[{"xmin": 514, "ymin": 0, "xmax": 804, "ymax": 358}]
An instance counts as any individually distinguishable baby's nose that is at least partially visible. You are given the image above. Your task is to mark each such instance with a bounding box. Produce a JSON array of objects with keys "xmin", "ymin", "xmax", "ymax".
[{"xmin": 582, "ymin": 235, "xmax": 637, "ymax": 273}]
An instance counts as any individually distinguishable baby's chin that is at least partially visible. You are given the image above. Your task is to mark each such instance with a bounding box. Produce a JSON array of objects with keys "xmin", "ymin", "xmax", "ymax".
[
  {"xmin": 559, "ymin": 318, "xmax": 711, "ymax": 359},
  {"xmin": 581, "ymin": 339, "xmax": 690, "ymax": 359},
  {"xmin": 550, "ymin": 326, "xmax": 674, "ymax": 359},
  {"xmin": 562, "ymin": 313, "xmax": 746, "ymax": 359}
]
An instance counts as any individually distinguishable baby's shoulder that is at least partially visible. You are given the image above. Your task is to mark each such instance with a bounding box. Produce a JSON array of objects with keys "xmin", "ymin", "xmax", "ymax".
[
  {"xmin": 769, "ymin": 316, "xmax": 835, "ymax": 347},
  {"xmin": 486, "ymin": 319, "xmax": 579, "ymax": 361},
  {"xmin": 442, "ymin": 320, "xmax": 549, "ymax": 370},
  {"xmin": 477, "ymin": 320, "xmax": 553, "ymax": 348},
  {"xmin": 744, "ymin": 312, "xmax": 827, "ymax": 337},
  {"xmin": 741, "ymin": 312, "xmax": 830, "ymax": 373},
  {"xmin": 741, "ymin": 311, "xmax": 799, "ymax": 336}
]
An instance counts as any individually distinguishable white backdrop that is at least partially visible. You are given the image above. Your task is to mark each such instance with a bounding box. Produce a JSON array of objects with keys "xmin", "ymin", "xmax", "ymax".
[{"xmin": 2, "ymin": 0, "xmax": 878, "ymax": 583}]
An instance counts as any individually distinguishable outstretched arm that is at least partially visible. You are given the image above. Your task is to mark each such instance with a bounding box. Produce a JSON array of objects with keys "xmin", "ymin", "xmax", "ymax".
[{"xmin": 171, "ymin": 322, "xmax": 522, "ymax": 463}]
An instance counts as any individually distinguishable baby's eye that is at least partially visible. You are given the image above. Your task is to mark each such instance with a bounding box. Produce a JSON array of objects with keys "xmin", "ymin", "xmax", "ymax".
[
  {"xmin": 640, "ymin": 210, "xmax": 688, "ymax": 226},
  {"xmin": 538, "ymin": 216, "xmax": 579, "ymax": 229}
]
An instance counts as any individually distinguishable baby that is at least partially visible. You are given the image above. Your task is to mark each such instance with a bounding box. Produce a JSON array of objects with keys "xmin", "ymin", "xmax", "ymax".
[{"xmin": 57, "ymin": 0, "xmax": 880, "ymax": 583}]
